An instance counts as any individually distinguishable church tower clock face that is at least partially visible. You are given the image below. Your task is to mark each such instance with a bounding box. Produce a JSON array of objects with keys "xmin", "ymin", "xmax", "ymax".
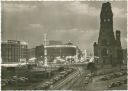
[
  {"xmin": 98, "ymin": 2, "xmax": 115, "ymax": 46},
  {"xmin": 108, "ymin": 19, "xmax": 110, "ymax": 21}
]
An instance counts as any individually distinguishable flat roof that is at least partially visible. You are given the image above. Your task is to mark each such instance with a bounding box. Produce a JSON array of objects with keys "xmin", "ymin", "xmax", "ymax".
[
  {"xmin": 45, "ymin": 45, "xmax": 77, "ymax": 48},
  {"xmin": 1, "ymin": 63, "xmax": 27, "ymax": 67}
]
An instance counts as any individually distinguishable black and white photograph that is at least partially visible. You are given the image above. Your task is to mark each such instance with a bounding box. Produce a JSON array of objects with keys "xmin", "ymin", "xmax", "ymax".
[{"xmin": 1, "ymin": 0, "xmax": 127, "ymax": 90}]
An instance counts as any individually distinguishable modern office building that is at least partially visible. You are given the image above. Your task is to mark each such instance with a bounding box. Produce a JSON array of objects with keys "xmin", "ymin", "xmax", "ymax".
[
  {"xmin": 28, "ymin": 48, "xmax": 36, "ymax": 59},
  {"xmin": 1, "ymin": 40, "xmax": 28, "ymax": 63},
  {"xmin": 35, "ymin": 44, "xmax": 44, "ymax": 59}
]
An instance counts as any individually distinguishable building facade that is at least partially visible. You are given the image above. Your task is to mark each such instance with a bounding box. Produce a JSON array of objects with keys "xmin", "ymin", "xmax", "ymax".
[
  {"xmin": 1, "ymin": 40, "xmax": 28, "ymax": 63},
  {"xmin": 122, "ymin": 48, "xmax": 127, "ymax": 64},
  {"xmin": 49, "ymin": 40, "xmax": 63, "ymax": 45},
  {"xmin": 28, "ymin": 48, "xmax": 36, "ymax": 59},
  {"xmin": 35, "ymin": 45, "xmax": 44, "ymax": 59},
  {"xmin": 93, "ymin": 2, "xmax": 123, "ymax": 66}
]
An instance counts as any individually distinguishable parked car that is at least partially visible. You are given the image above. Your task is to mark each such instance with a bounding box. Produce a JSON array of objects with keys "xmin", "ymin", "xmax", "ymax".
[
  {"xmin": 42, "ymin": 83, "xmax": 50, "ymax": 89},
  {"xmin": 100, "ymin": 76, "xmax": 108, "ymax": 81},
  {"xmin": 108, "ymin": 82, "xmax": 117, "ymax": 88},
  {"xmin": 18, "ymin": 77, "xmax": 28, "ymax": 83},
  {"xmin": 1, "ymin": 79, "xmax": 9, "ymax": 87},
  {"xmin": 12, "ymin": 76, "xmax": 18, "ymax": 80},
  {"xmin": 34, "ymin": 84, "xmax": 49, "ymax": 90},
  {"xmin": 123, "ymin": 79, "xmax": 127, "ymax": 84},
  {"xmin": 84, "ymin": 78, "xmax": 89, "ymax": 84},
  {"xmin": 8, "ymin": 79, "xmax": 16, "ymax": 85},
  {"xmin": 53, "ymin": 76, "xmax": 60, "ymax": 81},
  {"xmin": 2, "ymin": 79, "xmax": 9, "ymax": 84},
  {"xmin": 87, "ymin": 74, "xmax": 91, "ymax": 77},
  {"xmin": 50, "ymin": 79, "xmax": 56, "ymax": 84},
  {"xmin": 58, "ymin": 74, "xmax": 65, "ymax": 79},
  {"xmin": 1, "ymin": 82, "xmax": 6, "ymax": 87},
  {"xmin": 116, "ymin": 81, "xmax": 122, "ymax": 86},
  {"xmin": 60, "ymin": 71, "xmax": 68, "ymax": 77}
]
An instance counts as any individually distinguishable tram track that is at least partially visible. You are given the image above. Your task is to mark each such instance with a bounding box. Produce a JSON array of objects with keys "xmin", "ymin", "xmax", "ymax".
[{"xmin": 51, "ymin": 70, "xmax": 79, "ymax": 90}]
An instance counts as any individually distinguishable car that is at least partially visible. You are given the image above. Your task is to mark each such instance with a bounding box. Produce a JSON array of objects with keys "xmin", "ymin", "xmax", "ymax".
[
  {"xmin": 1, "ymin": 82, "xmax": 6, "ymax": 87},
  {"xmin": 2, "ymin": 79, "xmax": 9, "ymax": 85},
  {"xmin": 118, "ymin": 72, "xmax": 123, "ymax": 76},
  {"xmin": 85, "ymin": 77, "xmax": 90, "ymax": 80},
  {"xmin": 58, "ymin": 74, "xmax": 65, "ymax": 79},
  {"xmin": 111, "ymin": 74, "xmax": 117, "ymax": 78},
  {"xmin": 60, "ymin": 71, "xmax": 68, "ymax": 77},
  {"xmin": 84, "ymin": 79, "xmax": 89, "ymax": 84},
  {"xmin": 54, "ymin": 76, "xmax": 60, "ymax": 81},
  {"xmin": 8, "ymin": 79, "xmax": 16, "ymax": 85},
  {"xmin": 1, "ymin": 79, "xmax": 9, "ymax": 87},
  {"xmin": 42, "ymin": 83, "xmax": 50, "ymax": 89},
  {"xmin": 100, "ymin": 76, "xmax": 108, "ymax": 81},
  {"xmin": 87, "ymin": 74, "xmax": 91, "ymax": 77},
  {"xmin": 113, "ymin": 73, "xmax": 120, "ymax": 78},
  {"xmin": 18, "ymin": 78, "xmax": 26, "ymax": 83},
  {"xmin": 84, "ymin": 81, "xmax": 89, "ymax": 84},
  {"xmin": 12, "ymin": 76, "xmax": 18, "ymax": 80},
  {"xmin": 18, "ymin": 77, "xmax": 28, "ymax": 82},
  {"xmin": 121, "ymin": 71, "xmax": 127, "ymax": 75},
  {"xmin": 108, "ymin": 82, "xmax": 117, "ymax": 88},
  {"xmin": 49, "ymin": 81, "xmax": 54, "ymax": 85},
  {"xmin": 34, "ymin": 83, "xmax": 49, "ymax": 90},
  {"xmin": 100, "ymin": 72, "xmax": 105, "ymax": 75},
  {"xmin": 123, "ymin": 79, "xmax": 127, "ymax": 84},
  {"xmin": 20, "ymin": 77, "xmax": 28, "ymax": 80},
  {"xmin": 53, "ymin": 77, "xmax": 58, "ymax": 82},
  {"xmin": 116, "ymin": 81, "xmax": 122, "ymax": 86},
  {"xmin": 50, "ymin": 79, "xmax": 56, "ymax": 84},
  {"xmin": 106, "ymin": 75, "xmax": 111, "ymax": 80},
  {"xmin": 45, "ymin": 81, "xmax": 52, "ymax": 86},
  {"xmin": 60, "ymin": 71, "xmax": 66, "ymax": 74},
  {"xmin": 116, "ymin": 72, "xmax": 123, "ymax": 77},
  {"xmin": 64, "ymin": 71, "xmax": 69, "ymax": 76}
]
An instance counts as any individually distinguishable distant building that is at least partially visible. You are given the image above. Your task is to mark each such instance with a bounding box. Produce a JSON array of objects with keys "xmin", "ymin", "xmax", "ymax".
[
  {"xmin": 1, "ymin": 40, "xmax": 28, "ymax": 63},
  {"xmin": 34, "ymin": 42, "xmax": 79, "ymax": 62},
  {"xmin": 35, "ymin": 44, "xmax": 44, "ymax": 59},
  {"xmin": 20, "ymin": 42, "xmax": 28, "ymax": 61},
  {"xmin": 122, "ymin": 48, "xmax": 127, "ymax": 64},
  {"xmin": 49, "ymin": 40, "xmax": 63, "ymax": 45},
  {"xmin": 46, "ymin": 44, "xmax": 78, "ymax": 62},
  {"xmin": 28, "ymin": 48, "xmax": 36, "ymax": 59},
  {"xmin": 93, "ymin": 2, "xmax": 123, "ymax": 66},
  {"xmin": 46, "ymin": 45, "xmax": 77, "ymax": 57}
]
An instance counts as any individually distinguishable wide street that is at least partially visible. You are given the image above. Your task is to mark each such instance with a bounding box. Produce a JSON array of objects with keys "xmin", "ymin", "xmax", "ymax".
[
  {"xmin": 49, "ymin": 65, "xmax": 127, "ymax": 90},
  {"xmin": 2, "ymin": 62, "xmax": 127, "ymax": 90}
]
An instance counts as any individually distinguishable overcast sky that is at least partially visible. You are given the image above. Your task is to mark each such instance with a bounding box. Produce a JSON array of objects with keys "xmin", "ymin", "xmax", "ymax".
[{"xmin": 1, "ymin": 1, "xmax": 127, "ymax": 53}]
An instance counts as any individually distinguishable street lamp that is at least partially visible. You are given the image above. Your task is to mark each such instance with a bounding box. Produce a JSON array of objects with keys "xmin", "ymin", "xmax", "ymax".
[{"xmin": 44, "ymin": 33, "xmax": 48, "ymax": 67}]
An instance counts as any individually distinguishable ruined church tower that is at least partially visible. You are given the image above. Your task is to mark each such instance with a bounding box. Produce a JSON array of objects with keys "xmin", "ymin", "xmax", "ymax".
[
  {"xmin": 98, "ymin": 2, "xmax": 115, "ymax": 45},
  {"xmin": 94, "ymin": 2, "xmax": 122, "ymax": 66}
]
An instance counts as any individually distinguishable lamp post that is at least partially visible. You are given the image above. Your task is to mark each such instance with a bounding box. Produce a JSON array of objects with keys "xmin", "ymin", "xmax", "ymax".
[
  {"xmin": 44, "ymin": 33, "xmax": 48, "ymax": 67},
  {"xmin": 76, "ymin": 41, "xmax": 79, "ymax": 63}
]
